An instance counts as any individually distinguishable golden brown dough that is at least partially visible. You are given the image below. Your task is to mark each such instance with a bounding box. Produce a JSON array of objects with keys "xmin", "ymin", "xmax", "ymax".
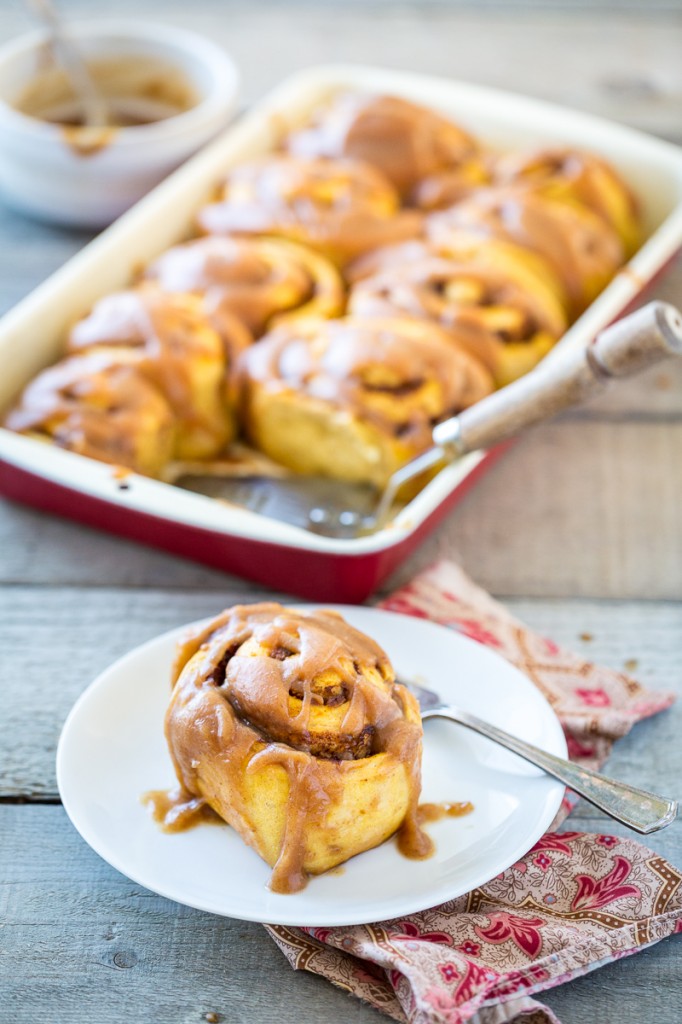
[
  {"xmin": 286, "ymin": 92, "xmax": 480, "ymax": 198},
  {"xmin": 144, "ymin": 234, "xmax": 345, "ymax": 337},
  {"xmin": 3, "ymin": 351, "xmax": 176, "ymax": 477},
  {"xmin": 68, "ymin": 288, "xmax": 235, "ymax": 460},
  {"xmin": 349, "ymin": 253, "xmax": 567, "ymax": 386},
  {"xmin": 239, "ymin": 316, "xmax": 494, "ymax": 486},
  {"xmin": 159, "ymin": 603, "xmax": 430, "ymax": 892},
  {"xmin": 196, "ymin": 155, "xmax": 421, "ymax": 265},
  {"xmin": 426, "ymin": 187, "xmax": 625, "ymax": 316},
  {"xmin": 493, "ymin": 147, "xmax": 640, "ymax": 255}
]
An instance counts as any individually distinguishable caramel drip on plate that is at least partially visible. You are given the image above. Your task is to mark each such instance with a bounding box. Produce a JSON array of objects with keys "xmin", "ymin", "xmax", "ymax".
[{"xmin": 159, "ymin": 603, "xmax": 431, "ymax": 893}]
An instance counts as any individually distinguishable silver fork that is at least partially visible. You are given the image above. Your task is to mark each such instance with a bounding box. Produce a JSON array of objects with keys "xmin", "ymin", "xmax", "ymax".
[{"xmin": 407, "ymin": 680, "xmax": 677, "ymax": 835}]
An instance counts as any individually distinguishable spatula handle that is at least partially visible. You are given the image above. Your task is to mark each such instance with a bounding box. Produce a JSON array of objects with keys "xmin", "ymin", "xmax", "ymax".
[{"xmin": 433, "ymin": 301, "xmax": 682, "ymax": 455}]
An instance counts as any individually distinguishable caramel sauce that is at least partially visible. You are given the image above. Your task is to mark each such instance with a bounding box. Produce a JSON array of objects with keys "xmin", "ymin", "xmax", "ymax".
[
  {"xmin": 153, "ymin": 603, "xmax": 432, "ymax": 894},
  {"xmin": 142, "ymin": 787, "xmax": 223, "ymax": 831},
  {"xmin": 417, "ymin": 800, "xmax": 475, "ymax": 823}
]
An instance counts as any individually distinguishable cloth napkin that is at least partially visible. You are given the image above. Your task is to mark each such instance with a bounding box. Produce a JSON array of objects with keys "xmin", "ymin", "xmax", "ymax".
[{"xmin": 266, "ymin": 560, "xmax": 681, "ymax": 1024}]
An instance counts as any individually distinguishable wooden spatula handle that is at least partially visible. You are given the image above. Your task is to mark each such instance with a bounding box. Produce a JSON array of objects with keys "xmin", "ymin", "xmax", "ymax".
[{"xmin": 433, "ymin": 301, "xmax": 682, "ymax": 455}]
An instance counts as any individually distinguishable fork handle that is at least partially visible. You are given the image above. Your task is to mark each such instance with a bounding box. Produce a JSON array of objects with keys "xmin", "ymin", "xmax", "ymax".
[
  {"xmin": 433, "ymin": 301, "xmax": 682, "ymax": 454},
  {"xmin": 428, "ymin": 707, "xmax": 677, "ymax": 834}
]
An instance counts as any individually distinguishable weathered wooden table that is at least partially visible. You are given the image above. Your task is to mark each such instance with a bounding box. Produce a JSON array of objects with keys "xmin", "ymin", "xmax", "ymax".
[{"xmin": 2, "ymin": 2, "xmax": 681, "ymax": 1021}]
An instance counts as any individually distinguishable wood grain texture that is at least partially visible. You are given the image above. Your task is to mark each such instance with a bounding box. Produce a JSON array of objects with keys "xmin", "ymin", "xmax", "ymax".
[
  {"xmin": 2, "ymin": 588, "xmax": 680, "ymax": 799},
  {"xmin": 0, "ymin": 804, "xmax": 679, "ymax": 1024}
]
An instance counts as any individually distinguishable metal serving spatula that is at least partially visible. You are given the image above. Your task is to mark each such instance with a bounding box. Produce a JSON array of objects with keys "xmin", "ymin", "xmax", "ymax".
[{"xmin": 177, "ymin": 301, "xmax": 682, "ymax": 537}]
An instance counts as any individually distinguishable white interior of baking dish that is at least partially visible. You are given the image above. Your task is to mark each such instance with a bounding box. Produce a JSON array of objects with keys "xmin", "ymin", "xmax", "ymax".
[{"xmin": 1, "ymin": 63, "xmax": 682, "ymax": 555}]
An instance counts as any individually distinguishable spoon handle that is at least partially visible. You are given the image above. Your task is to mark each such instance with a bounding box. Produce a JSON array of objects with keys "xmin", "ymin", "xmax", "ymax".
[{"xmin": 426, "ymin": 706, "xmax": 678, "ymax": 834}]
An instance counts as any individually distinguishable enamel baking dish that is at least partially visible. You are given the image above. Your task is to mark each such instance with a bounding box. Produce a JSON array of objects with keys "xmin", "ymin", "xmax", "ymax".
[{"xmin": 2, "ymin": 64, "xmax": 682, "ymax": 602}]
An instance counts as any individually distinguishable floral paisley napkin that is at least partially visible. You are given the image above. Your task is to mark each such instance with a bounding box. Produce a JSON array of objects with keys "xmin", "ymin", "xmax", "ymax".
[{"xmin": 266, "ymin": 560, "xmax": 681, "ymax": 1024}]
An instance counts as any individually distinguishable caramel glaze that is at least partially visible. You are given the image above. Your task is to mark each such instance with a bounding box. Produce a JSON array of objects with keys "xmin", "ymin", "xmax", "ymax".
[
  {"xmin": 144, "ymin": 235, "xmax": 344, "ymax": 337},
  {"xmin": 196, "ymin": 155, "xmax": 422, "ymax": 265},
  {"xmin": 156, "ymin": 604, "xmax": 432, "ymax": 893},
  {"xmin": 285, "ymin": 92, "xmax": 479, "ymax": 198},
  {"xmin": 417, "ymin": 800, "xmax": 475, "ymax": 824},
  {"xmin": 240, "ymin": 316, "xmax": 493, "ymax": 450},
  {"xmin": 348, "ymin": 256, "xmax": 567, "ymax": 374},
  {"xmin": 67, "ymin": 288, "xmax": 243, "ymax": 447},
  {"xmin": 427, "ymin": 186, "xmax": 624, "ymax": 315},
  {"xmin": 3, "ymin": 351, "xmax": 176, "ymax": 476}
]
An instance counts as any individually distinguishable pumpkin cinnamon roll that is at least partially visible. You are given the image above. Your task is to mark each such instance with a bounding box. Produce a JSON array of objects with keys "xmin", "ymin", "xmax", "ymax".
[
  {"xmin": 240, "ymin": 316, "xmax": 493, "ymax": 486},
  {"xmin": 493, "ymin": 147, "xmax": 641, "ymax": 256},
  {"xmin": 144, "ymin": 235, "xmax": 344, "ymax": 338},
  {"xmin": 3, "ymin": 351, "xmax": 176, "ymax": 478},
  {"xmin": 427, "ymin": 187, "xmax": 624, "ymax": 316},
  {"xmin": 348, "ymin": 253, "xmax": 567, "ymax": 386},
  {"xmin": 286, "ymin": 92, "xmax": 480, "ymax": 200},
  {"xmin": 196, "ymin": 155, "xmax": 421, "ymax": 265},
  {"xmin": 68, "ymin": 288, "xmax": 235, "ymax": 460},
  {"xmin": 157, "ymin": 603, "xmax": 431, "ymax": 892}
]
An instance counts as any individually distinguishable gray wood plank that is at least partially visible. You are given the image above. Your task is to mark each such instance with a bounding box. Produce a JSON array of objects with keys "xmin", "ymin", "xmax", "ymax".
[
  {"xmin": 0, "ymin": 803, "xmax": 679, "ymax": 1024},
  {"xmin": 2, "ymin": 588, "xmax": 680, "ymax": 799}
]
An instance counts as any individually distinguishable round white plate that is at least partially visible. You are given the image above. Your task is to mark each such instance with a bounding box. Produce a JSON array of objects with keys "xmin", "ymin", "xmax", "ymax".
[{"xmin": 56, "ymin": 605, "xmax": 567, "ymax": 927}]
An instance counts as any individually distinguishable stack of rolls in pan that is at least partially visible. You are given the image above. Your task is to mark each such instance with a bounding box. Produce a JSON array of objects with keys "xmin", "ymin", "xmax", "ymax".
[{"xmin": 4, "ymin": 92, "xmax": 640, "ymax": 488}]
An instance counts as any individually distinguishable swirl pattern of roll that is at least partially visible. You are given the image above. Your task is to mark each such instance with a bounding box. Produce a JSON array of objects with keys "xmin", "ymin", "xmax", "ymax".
[
  {"xmin": 493, "ymin": 147, "xmax": 641, "ymax": 256},
  {"xmin": 144, "ymin": 235, "xmax": 345, "ymax": 338},
  {"xmin": 239, "ymin": 316, "xmax": 494, "ymax": 486},
  {"xmin": 162, "ymin": 603, "xmax": 431, "ymax": 892},
  {"xmin": 68, "ymin": 288, "xmax": 236, "ymax": 461},
  {"xmin": 426, "ymin": 186, "xmax": 625, "ymax": 316},
  {"xmin": 285, "ymin": 92, "xmax": 483, "ymax": 200},
  {"xmin": 348, "ymin": 251, "xmax": 567, "ymax": 386},
  {"xmin": 196, "ymin": 155, "xmax": 422, "ymax": 265},
  {"xmin": 3, "ymin": 351, "xmax": 176, "ymax": 477}
]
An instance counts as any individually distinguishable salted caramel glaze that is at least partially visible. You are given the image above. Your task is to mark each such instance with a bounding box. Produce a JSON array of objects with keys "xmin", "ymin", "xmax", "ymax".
[{"xmin": 148, "ymin": 604, "xmax": 432, "ymax": 893}]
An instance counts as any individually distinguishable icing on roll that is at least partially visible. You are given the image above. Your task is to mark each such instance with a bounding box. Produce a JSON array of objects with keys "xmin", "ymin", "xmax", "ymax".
[
  {"xmin": 493, "ymin": 147, "xmax": 641, "ymax": 256},
  {"xmin": 157, "ymin": 603, "xmax": 431, "ymax": 893},
  {"xmin": 196, "ymin": 155, "xmax": 422, "ymax": 265},
  {"xmin": 68, "ymin": 288, "xmax": 237, "ymax": 460},
  {"xmin": 286, "ymin": 92, "xmax": 480, "ymax": 199},
  {"xmin": 348, "ymin": 253, "xmax": 567, "ymax": 386},
  {"xmin": 144, "ymin": 235, "xmax": 344, "ymax": 337},
  {"xmin": 427, "ymin": 187, "xmax": 624, "ymax": 316},
  {"xmin": 4, "ymin": 351, "xmax": 176, "ymax": 477},
  {"xmin": 239, "ymin": 316, "xmax": 493, "ymax": 486}
]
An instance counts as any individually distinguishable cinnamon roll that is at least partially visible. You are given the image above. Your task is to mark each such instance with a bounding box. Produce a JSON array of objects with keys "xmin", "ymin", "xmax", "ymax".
[
  {"xmin": 349, "ymin": 254, "xmax": 567, "ymax": 386},
  {"xmin": 144, "ymin": 235, "xmax": 344, "ymax": 337},
  {"xmin": 240, "ymin": 316, "xmax": 494, "ymax": 486},
  {"xmin": 286, "ymin": 92, "xmax": 480, "ymax": 199},
  {"xmin": 493, "ymin": 147, "xmax": 641, "ymax": 255},
  {"xmin": 3, "ymin": 351, "xmax": 176, "ymax": 477},
  {"xmin": 427, "ymin": 187, "xmax": 624, "ymax": 316},
  {"xmin": 157, "ymin": 603, "xmax": 430, "ymax": 892},
  {"xmin": 196, "ymin": 155, "xmax": 421, "ymax": 265},
  {"xmin": 68, "ymin": 288, "xmax": 235, "ymax": 460}
]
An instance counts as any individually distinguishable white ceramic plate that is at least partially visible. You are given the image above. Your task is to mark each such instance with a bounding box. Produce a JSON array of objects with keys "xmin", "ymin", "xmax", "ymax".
[{"xmin": 56, "ymin": 605, "xmax": 567, "ymax": 926}]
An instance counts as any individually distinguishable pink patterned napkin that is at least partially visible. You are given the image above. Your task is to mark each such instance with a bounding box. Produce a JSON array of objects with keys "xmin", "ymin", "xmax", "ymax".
[{"xmin": 266, "ymin": 560, "xmax": 681, "ymax": 1024}]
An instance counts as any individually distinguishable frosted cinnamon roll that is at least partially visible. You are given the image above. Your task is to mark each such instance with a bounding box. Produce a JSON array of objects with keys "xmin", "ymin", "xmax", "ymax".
[
  {"xmin": 155, "ymin": 603, "xmax": 430, "ymax": 892},
  {"xmin": 68, "ymin": 289, "xmax": 235, "ymax": 461},
  {"xmin": 493, "ymin": 147, "xmax": 641, "ymax": 255},
  {"xmin": 144, "ymin": 235, "xmax": 344, "ymax": 337},
  {"xmin": 286, "ymin": 92, "xmax": 480, "ymax": 199},
  {"xmin": 3, "ymin": 351, "xmax": 176, "ymax": 478},
  {"xmin": 240, "ymin": 316, "xmax": 494, "ymax": 487},
  {"xmin": 349, "ymin": 255, "xmax": 567, "ymax": 386},
  {"xmin": 427, "ymin": 187, "xmax": 624, "ymax": 316},
  {"xmin": 196, "ymin": 155, "xmax": 421, "ymax": 265}
]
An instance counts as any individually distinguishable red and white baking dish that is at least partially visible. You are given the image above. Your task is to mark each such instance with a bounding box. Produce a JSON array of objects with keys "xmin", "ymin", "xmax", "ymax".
[{"xmin": 2, "ymin": 65, "xmax": 682, "ymax": 602}]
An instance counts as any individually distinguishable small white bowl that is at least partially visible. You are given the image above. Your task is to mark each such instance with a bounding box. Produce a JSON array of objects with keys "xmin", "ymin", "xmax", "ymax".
[{"xmin": 0, "ymin": 19, "xmax": 240, "ymax": 227}]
